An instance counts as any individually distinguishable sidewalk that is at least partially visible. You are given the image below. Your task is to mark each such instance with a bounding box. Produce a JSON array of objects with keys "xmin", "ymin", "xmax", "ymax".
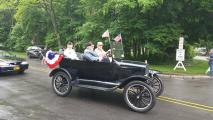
[{"xmin": 158, "ymin": 74, "xmax": 212, "ymax": 80}]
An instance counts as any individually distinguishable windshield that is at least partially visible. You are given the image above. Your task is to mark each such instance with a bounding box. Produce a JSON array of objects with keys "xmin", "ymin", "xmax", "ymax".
[
  {"xmin": 111, "ymin": 41, "xmax": 124, "ymax": 59},
  {"xmin": 27, "ymin": 46, "xmax": 42, "ymax": 51}
]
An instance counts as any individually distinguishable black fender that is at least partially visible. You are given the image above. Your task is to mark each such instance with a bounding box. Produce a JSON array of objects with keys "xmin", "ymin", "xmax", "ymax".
[
  {"xmin": 118, "ymin": 75, "xmax": 150, "ymax": 88},
  {"xmin": 49, "ymin": 67, "xmax": 77, "ymax": 80}
]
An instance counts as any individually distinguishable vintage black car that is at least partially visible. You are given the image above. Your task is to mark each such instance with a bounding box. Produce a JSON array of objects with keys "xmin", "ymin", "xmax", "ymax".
[
  {"xmin": 49, "ymin": 42, "xmax": 164, "ymax": 113},
  {"xmin": 0, "ymin": 50, "xmax": 29, "ymax": 74}
]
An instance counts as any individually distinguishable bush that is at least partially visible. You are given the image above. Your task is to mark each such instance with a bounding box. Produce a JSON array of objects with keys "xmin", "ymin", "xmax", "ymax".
[{"xmin": 185, "ymin": 44, "xmax": 195, "ymax": 59}]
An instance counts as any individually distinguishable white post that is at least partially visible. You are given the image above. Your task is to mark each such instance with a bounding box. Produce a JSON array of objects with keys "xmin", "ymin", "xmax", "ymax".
[
  {"xmin": 205, "ymin": 67, "xmax": 210, "ymax": 74},
  {"xmin": 174, "ymin": 36, "xmax": 186, "ymax": 71}
]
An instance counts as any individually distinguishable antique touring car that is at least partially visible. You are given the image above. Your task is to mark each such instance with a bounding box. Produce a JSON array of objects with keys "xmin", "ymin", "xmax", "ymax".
[{"xmin": 49, "ymin": 42, "xmax": 164, "ymax": 113}]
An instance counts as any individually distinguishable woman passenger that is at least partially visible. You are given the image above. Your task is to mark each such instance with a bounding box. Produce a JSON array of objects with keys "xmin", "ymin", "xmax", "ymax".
[{"xmin": 64, "ymin": 41, "xmax": 79, "ymax": 60}]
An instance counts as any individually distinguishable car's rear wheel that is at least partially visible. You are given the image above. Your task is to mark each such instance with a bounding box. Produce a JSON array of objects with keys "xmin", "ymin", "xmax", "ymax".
[
  {"xmin": 52, "ymin": 71, "xmax": 72, "ymax": 97},
  {"xmin": 123, "ymin": 81, "xmax": 156, "ymax": 113},
  {"xmin": 147, "ymin": 75, "xmax": 164, "ymax": 97}
]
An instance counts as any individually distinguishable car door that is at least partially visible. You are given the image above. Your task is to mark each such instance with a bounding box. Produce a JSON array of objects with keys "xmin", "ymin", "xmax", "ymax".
[
  {"xmin": 59, "ymin": 58, "xmax": 117, "ymax": 81},
  {"xmin": 80, "ymin": 61, "xmax": 115, "ymax": 81}
]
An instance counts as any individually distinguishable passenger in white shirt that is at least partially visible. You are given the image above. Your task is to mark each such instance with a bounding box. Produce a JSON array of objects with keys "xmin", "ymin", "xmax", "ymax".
[{"xmin": 64, "ymin": 42, "xmax": 79, "ymax": 60}]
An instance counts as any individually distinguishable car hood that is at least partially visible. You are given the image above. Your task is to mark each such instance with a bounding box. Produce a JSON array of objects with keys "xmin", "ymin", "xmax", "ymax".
[
  {"xmin": 116, "ymin": 60, "xmax": 148, "ymax": 68},
  {"xmin": 0, "ymin": 58, "xmax": 25, "ymax": 66},
  {"xmin": 115, "ymin": 60, "xmax": 160, "ymax": 76},
  {"xmin": 0, "ymin": 56, "xmax": 25, "ymax": 61}
]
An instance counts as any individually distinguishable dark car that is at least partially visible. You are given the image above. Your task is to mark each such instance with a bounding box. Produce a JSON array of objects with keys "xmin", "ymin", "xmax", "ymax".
[
  {"xmin": 26, "ymin": 46, "xmax": 44, "ymax": 59},
  {"xmin": 49, "ymin": 42, "xmax": 164, "ymax": 113},
  {"xmin": 0, "ymin": 50, "xmax": 29, "ymax": 74}
]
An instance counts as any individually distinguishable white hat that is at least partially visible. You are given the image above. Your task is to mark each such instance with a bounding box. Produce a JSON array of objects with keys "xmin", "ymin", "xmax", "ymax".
[{"xmin": 97, "ymin": 42, "xmax": 103, "ymax": 46}]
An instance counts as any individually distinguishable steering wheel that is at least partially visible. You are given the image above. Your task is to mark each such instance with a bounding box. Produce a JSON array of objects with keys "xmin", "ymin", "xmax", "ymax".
[{"xmin": 105, "ymin": 50, "xmax": 112, "ymax": 57}]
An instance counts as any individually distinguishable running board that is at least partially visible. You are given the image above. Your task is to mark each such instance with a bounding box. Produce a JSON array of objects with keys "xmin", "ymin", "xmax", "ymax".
[
  {"xmin": 75, "ymin": 84, "xmax": 117, "ymax": 91},
  {"xmin": 76, "ymin": 79, "xmax": 121, "ymax": 87},
  {"xmin": 72, "ymin": 79, "xmax": 121, "ymax": 91}
]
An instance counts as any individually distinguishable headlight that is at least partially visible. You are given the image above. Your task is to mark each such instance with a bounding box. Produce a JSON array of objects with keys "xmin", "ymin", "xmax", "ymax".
[
  {"xmin": 145, "ymin": 65, "xmax": 149, "ymax": 75},
  {"xmin": 21, "ymin": 61, "xmax": 28, "ymax": 65}
]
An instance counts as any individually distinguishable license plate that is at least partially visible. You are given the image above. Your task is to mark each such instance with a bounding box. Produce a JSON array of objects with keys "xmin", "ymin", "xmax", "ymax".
[{"xmin": 14, "ymin": 66, "xmax": 20, "ymax": 70}]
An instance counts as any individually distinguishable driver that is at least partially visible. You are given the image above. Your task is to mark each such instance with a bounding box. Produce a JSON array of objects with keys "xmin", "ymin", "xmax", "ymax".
[{"xmin": 95, "ymin": 42, "xmax": 111, "ymax": 62}]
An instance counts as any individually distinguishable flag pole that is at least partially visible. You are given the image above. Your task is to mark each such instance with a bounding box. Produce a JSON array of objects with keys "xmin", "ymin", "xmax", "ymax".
[
  {"xmin": 120, "ymin": 33, "xmax": 125, "ymax": 58},
  {"xmin": 102, "ymin": 29, "xmax": 113, "ymax": 60},
  {"xmin": 108, "ymin": 35, "xmax": 113, "ymax": 60}
]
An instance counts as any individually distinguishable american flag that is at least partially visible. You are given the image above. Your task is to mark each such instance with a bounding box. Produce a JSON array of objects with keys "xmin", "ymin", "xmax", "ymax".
[
  {"xmin": 102, "ymin": 30, "xmax": 110, "ymax": 38},
  {"xmin": 114, "ymin": 34, "xmax": 122, "ymax": 42}
]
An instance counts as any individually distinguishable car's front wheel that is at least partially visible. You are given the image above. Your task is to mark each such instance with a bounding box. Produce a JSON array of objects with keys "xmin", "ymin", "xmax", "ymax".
[
  {"xmin": 52, "ymin": 71, "xmax": 72, "ymax": 97},
  {"xmin": 123, "ymin": 81, "xmax": 156, "ymax": 113}
]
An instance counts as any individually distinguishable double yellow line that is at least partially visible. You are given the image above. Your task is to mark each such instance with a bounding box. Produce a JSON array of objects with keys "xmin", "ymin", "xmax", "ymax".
[
  {"xmin": 29, "ymin": 66, "xmax": 213, "ymax": 112},
  {"xmin": 158, "ymin": 96, "xmax": 213, "ymax": 112}
]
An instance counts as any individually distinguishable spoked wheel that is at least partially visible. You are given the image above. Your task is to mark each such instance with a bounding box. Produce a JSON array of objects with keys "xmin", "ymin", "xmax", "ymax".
[
  {"xmin": 123, "ymin": 81, "xmax": 156, "ymax": 113},
  {"xmin": 52, "ymin": 72, "xmax": 72, "ymax": 97},
  {"xmin": 147, "ymin": 75, "xmax": 164, "ymax": 97}
]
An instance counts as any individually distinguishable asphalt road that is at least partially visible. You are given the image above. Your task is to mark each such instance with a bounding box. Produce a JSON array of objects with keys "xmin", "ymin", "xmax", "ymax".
[{"xmin": 0, "ymin": 59, "xmax": 213, "ymax": 120}]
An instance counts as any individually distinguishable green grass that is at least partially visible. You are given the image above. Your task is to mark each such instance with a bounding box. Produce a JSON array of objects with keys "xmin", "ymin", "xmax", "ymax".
[
  {"xmin": 9, "ymin": 51, "xmax": 26, "ymax": 59},
  {"xmin": 150, "ymin": 60, "xmax": 209, "ymax": 75}
]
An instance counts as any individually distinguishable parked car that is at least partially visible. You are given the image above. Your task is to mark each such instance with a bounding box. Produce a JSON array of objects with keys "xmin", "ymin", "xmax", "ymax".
[
  {"xmin": 195, "ymin": 47, "xmax": 207, "ymax": 56},
  {"xmin": 26, "ymin": 45, "xmax": 44, "ymax": 59},
  {"xmin": 0, "ymin": 50, "xmax": 29, "ymax": 74},
  {"xmin": 49, "ymin": 42, "xmax": 164, "ymax": 113}
]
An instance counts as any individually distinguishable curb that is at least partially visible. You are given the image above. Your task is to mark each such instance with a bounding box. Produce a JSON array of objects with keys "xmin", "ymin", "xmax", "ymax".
[{"xmin": 158, "ymin": 74, "xmax": 212, "ymax": 80}]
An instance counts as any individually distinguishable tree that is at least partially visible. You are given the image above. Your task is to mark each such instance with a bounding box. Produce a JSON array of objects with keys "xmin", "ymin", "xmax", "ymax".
[
  {"xmin": 0, "ymin": 0, "xmax": 18, "ymax": 43},
  {"xmin": 0, "ymin": 0, "xmax": 212, "ymax": 63},
  {"xmin": 39, "ymin": 0, "xmax": 62, "ymax": 49}
]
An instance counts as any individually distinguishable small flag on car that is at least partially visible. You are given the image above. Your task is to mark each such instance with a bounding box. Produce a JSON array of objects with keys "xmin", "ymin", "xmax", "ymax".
[
  {"xmin": 114, "ymin": 34, "xmax": 122, "ymax": 42},
  {"xmin": 102, "ymin": 30, "xmax": 110, "ymax": 38},
  {"xmin": 45, "ymin": 50, "xmax": 63, "ymax": 68}
]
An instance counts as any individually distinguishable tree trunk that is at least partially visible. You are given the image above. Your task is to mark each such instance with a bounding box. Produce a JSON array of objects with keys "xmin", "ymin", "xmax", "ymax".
[
  {"xmin": 133, "ymin": 38, "xmax": 137, "ymax": 58},
  {"xmin": 41, "ymin": 0, "xmax": 61, "ymax": 49},
  {"xmin": 49, "ymin": 0, "xmax": 61, "ymax": 49},
  {"xmin": 8, "ymin": 8, "xmax": 14, "ymax": 33}
]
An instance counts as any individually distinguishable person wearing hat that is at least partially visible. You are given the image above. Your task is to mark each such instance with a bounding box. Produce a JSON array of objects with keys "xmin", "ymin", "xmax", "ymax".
[
  {"xmin": 64, "ymin": 41, "xmax": 79, "ymax": 60},
  {"xmin": 95, "ymin": 42, "xmax": 106, "ymax": 58},
  {"xmin": 95, "ymin": 42, "xmax": 111, "ymax": 61},
  {"xmin": 207, "ymin": 48, "xmax": 213, "ymax": 77}
]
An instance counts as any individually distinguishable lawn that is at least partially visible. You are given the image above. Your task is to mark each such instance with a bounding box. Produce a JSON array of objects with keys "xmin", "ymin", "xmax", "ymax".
[
  {"xmin": 9, "ymin": 51, "xmax": 26, "ymax": 59},
  {"xmin": 150, "ymin": 60, "xmax": 209, "ymax": 75}
]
